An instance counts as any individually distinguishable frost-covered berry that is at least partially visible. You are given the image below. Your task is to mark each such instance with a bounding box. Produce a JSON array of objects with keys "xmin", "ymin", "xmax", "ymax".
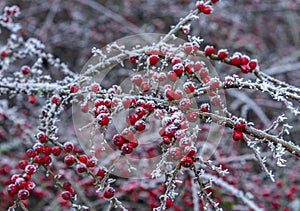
[
  {"xmin": 204, "ymin": 45, "xmax": 215, "ymax": 55},
  {"xmin": 232, "ymin": 130, "xmax": 244, "ymax": 141},
  {"xmin": 18, "ymin": 189, "xmax": 30, "ymax": 200},
  {"xmin": 104, "ymin": 187, "xmax": 115, "ymax": 199},
  {"xmin": 181, "ymin": 156, "xmax": 194, "ymax": 168},
  {"xmin": 61, "ymin": 191, "xmax": 72, "ymax": 200},
  {"xmin": 148, "ymin": 55, "xmax": 159, "ymax": 65}
]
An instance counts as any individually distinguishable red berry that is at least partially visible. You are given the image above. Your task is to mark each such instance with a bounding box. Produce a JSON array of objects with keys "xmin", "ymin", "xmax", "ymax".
[
  {"xmin": 232, "ymin": 130, "xmax": 244, "ymax": 141},
  {"xmin": 18, "ymin": 189, "xmax": 30, "ymax": 200},
  {"xmin": 25, "ymin": 165, "xmax": 36, "ymax": 175},
  {"xmin": 179, "ymin": 98, "xmax": 191, "ymax": 110},
  {"xmin": 26, "ymin": 181, "xmax": 36, "ymax": 192},
  {"xmin": 196, "ymin": 1, "xmax": 205, "ymax": 10},
  {"xmin": 87, "ymin": 158, "xmax": 97, "ymax": 167},
  {"xmin": 209, "ymin": 78, "xmax": 220, "ymax": 89},
  {"xmin": 217, "ymin": 49, "xmax": 229, "ymax": 60},
  {"xmin": 187, "ymin": 112, "xmax": 198, "ymax": 122},
  {"xmin": 131, "ymin": 74, "xmax": 143, "ymax": 86},
  {"xmin": 185, "ymin": 146, "xmax": 197, "ymax": 157},
  {"xmin": 199, "ymin": 68, "xmax": 209, "ymax": 78},
  {"xmin": 210, "ymin": 95, "xmax": 221, "ymax": 106},
  {"xmin": 171, "ymin": 57, "xmax": 181, "ymax": 65},
  {"xmin": 129, "ymin": 55, "xmax": 138, "ymax": 63},
  {"xmin": 170, "ymin": 147, "xmax": 182, "ymax": 160},
  {"xmin": 184, "ymin": 62, "xmax": 194, "ymax": 74},
  {"xmin": 61, "ymin": 191, "xmax": 72, "ymax": 200},
  {"xmin": 121, "ymin": 143, "xmax": 134, "ymax": 154},
  {"xmin": 112, "ymin": 134, "xmax": 125, "ymax": 146},
  {"xmin": 1, "ymin": 50, "xmax": 7, "ymax": 57},
  {"xmin": 26, "ymin": 149, "xmax": 36, "ymax": 158},
  {"xmin": 129, "ymin": 139, "xmax": 138, "ymax": 148},
  {"xmin": 122, "ymin": 96, "xmax": 135, "ymax": 108},
  {"xmin": 230, "ymin": 54, "xmax": 242, "ymax": 66},
  {"xmin": 181, "ymin": 156, "xmax": 194, "ymax": 168},
  {"xmin": 173, "ymin": 63, "xmax": 184, "ymax": 76},
  {"xmin": 64, "ymin": 155, "xmax": 75, "ymax": 166},
  {"xmin": 179, "ymin": 138, "xmax": 192, "ymax": 149},
  {"xmin": 249, "ymin": 59, "xmax": 258, "ymax": 70},
  {"xmin": 167, "ymin": 71, "xmax": 178, "ymax": 81},
  {"xmin": 183, "ymin": 42, "xmax": 193, "ymax": 54},
  {"xmin": 135, "ymin": 106, "xmax": 146, "ymax": 117},
  {"xmin": 145, "ymin": 101, "xmax": 155, "ymax": 111},
  {"xmin": 15, "ymin": 178, "xmax": 27, "ymax": 189},
  {"xmin": 76, "ymin": 163, "xmax": 87, "ymax": 173},
  {"xmin": 97, "ymin": 113, "xmax": 109, "ymax": 125},
  {"xmin": 104, "ymin": 98, "xmax": 112, "ymax": 108},
  {"xmin": 37, "ymin": 132, "xmax": 47, "ymax": 143},
  {"xmin": 141, "ymin": 81, "xmax": 149, "ymax": 92},
  {"xmin": 165, "ymin": 197, "xmax": 172, "ymax": 209},
  {"xmin": 95, "ymin": 99, "xmax": 105, "ymax": 107},
  {"xmin": 78, "ymin": 154, "xmax": 88, "ymax": 163},
  {"xmin": 81, "ymin": 104, "xmax": 89, "ymax": 113},
  {"xmin": 148, "ymin": 55, "xmax": 159, "ymax": 65},
  {"xmin": 200, "ymin": 103, "xmax": 210, "ymax": 112},
  {"xmin": 70, "ymin": 83, "xmax": 79, "ymax": 93},
  {"xmin": 7, "ymin": 184, "xmax": 18, "ymax": 195},
  {"xmin": 183, "ymin": 82, "xmax": 195, "ymax": 93},
  {"xmin": 135, "ymin": 120, "xmax": 146, "ymax": 131},
  {"xmin": 241, "ymin": 55, "xmax": 250, "ymax": 65},
  {"xmin": 234, "ymin": 118, "xmax": 246, "ymax": 131},
  {"xmin": 173, "ymin": 90, "xmax": 183, "ymax": 100},
  {"xmin": 194, "ymin": 61, "xmax": 202, "ymax": 70},
  {"xmin": 97, "ymin": 168, "xmax": 106, "ymax": 178},
  {"xmin": 204, "ymin": 45, "xmax": 215, "ymax": 55},
  {"xmin": 121, "ymin": 128, "xmax": 134, "ymax": 141},
  {"xmin": 51, "ymin": 95, "xmax": 61, "ymax": 104},
  {"xmin": 21, "ymin": 65, "xmax": 30, "ymax": 75},
  {"xmin": 63, "ymin": 181, "xmax": 72, "ymax": 191},
  {"xmin": 63, "ymin": 142, "xmax": 74, "ymax": 153},
  {"xmin": 28, "ymin": 95, "xmax": 36, "ymax": 104},
  {"xmin": 240, "ymin": 64, "xmax": 251, "ymax": 74},
  {"xmin": 104, "ymin": 187, "xmax": 115, "ymax": 199},
  {"xmin": 211, "ymin": 0, "xmax": 218, "ymax": 3},
  {"xmin": 52, "ymin": 146, "xmax": 61, "ymax": 156},
  {"xmin": 126, "ymin": 113, "xmax": 139, "ymax": 125},
  {"xmin": 90, "ymin": 83, "xmax": 100, "ymax": 92},
  {"xmin": 33, "ymin": 143, "xmax": 44, "ymax": 153},
  {"xmin": 202, "ymin": 5, "xmax": 213, "ymax": 15},
  {"xmin": 18, "ymin": 160, "xmax": 28, "ymax": 170},
  {"xmin": 162, "ymin": 136, "xmax": 172, "ymax": 145}
]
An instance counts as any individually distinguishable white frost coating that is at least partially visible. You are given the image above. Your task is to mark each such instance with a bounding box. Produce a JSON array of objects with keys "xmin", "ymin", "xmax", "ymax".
[{"xmin": 200, "ymin": 174, "xmax": 263, "ymax": 211}]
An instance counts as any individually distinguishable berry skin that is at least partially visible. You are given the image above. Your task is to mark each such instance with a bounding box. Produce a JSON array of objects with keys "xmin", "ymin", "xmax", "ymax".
[
  {"xmin": 64, "ymin": 155, "xmax": 75, "ymax": 166},
  {"xmin": 241, "ymin": 55, "xmax": 250, "ymax": 65},
  {"xmin": 121, "ymin": 128, "xmax": 134, "ymax": 141},
  {"xmin": 18, "ymin": 189, "xmax": 30, "ymax": 200},
  {"xmin": 240, "ymin": 65, "xmax": 251, "ymax": 74},
  {"xmin": 179, "ymin": 98, "xmax": 191, "ymax": 110},
  {"xmin": 196, "ymin": 1, "xmax": 205, "ymax": 11},
  {"xmin": 63, "ymin": 142, "xmax": 74, "ymax": 153},
  {"xmin": 167, "ymin": 71, "xmax": 178, "ymax": 82},
  {"xmin": 135, "ymin": 120, "xmax": 146, "ymax": 131},
  {"xmin": 181, "ymin": 156, "xmax": 194, "ymax": 168},
  {"xmin": 51, "ymin": 96, "xmax": 61, "ymax": 104},
  {"xmin": 145, "ymin": 101, "xmax": 156, "ymax": 112},
  {"xmin": 249, "ymin": 59, "xmax": 258, "ymax": 70},
  {"xmin": 135, "ymin": 106, "xmax": 146, "ymax": 118},
  {"xmin": 112, "ymin": 134, "xmax": 125, "ymax": 146},
  {"xmin": 232, "ymin": 130, "xmax": 244, "ymax": 141},
  {"xmin": 26, "ymin": 181, "xmax": 36, "ymax": 192},
  {"xmin": 141, "ymin": 81, "xmax": 149, "ymax": 92},
  {"xmin": 234, "ymin": 119, "xmax": 246, "ymax": 131},
  {"xmin": 61, "ymin": 191, "xmax": 72, "ymax": 200},
  {"xmin": 121, "ymin": 143, "xmax": 133, "ymax": 154},
  {"xmin": 184, "ymin": 62, "xmax": 194, "ymax": 74},
  {"xmin": 122, "ymin": 96, "xmax": 135, "ymax": 108},
  {"xmin": 21, "ymin": 65, "xmax": 30, "ymax": 75},
  {"xmin": 165, "ymin": 197, "xmax": 172, "ymax": 209},
  {"xmin": 87, "ymin": 158, "xmax": 97, "ymax": 167},
  {"xmin": 7, "ymin": 184, "xmax": 18, "ymax": 196},
  {"xmin": 183, "ymin": 42, "xmax": 193, "ymax": 54},
  {"xmin": 211, "ymin": 0, "xmax": 218, "ymax": 3},
  {"xmin": 183, "ymin": 82, "xmax": 195, "ymax": 93},
  {"xmin": 26, "ymin": 149, "xmax": 36, "ymax": 158},
  {"xmin": 185, "ymin": 146, "xmax": 197, "ymax": 157},
  {"xmin": 70, "ymin": 83, "xmax": 79, "ymax": 93},
  {"xmin": 170, "ymin": 147, "xmax": 182, "ymax": 160},
  {"xmin": 52, "ymin": 146, "xmax": 62, "ymax": 156},
  {"xmin": 1, "ymin": 50, "xmax": 7, "ymax": 57},
  {"xmin": 28, "ymin": 95, "xmax": 36, "ymax": 104},
  {"xmin": 97, "ymin": 113, "xmax": 109, "ymax": 125},
  {"xmin": 129, "ymin": 55, "xmax": 138, "ymax": 63},
  {"xmin": 131, "ymin": 74, "xmax": 143, "ymax": 86},
  {"xmin": 200, "ymin": 103, "xmax": 210, "ymax": 112},
  {"xmin": 103, "ymin": 187, "xmax": 115, "ymax": 199},
  {"xmin": 148, "ymin": 55, "xmax": 159, "ymax": 65},
  {"xmin": 209, "ymin": 78, "xmax": 220, "ymax": 89},
  {"xmin": 204, "ymin": 45, "xmax": 215, "ymax": 56},
  {"xmin": 63, "ymin": 181, "xmax": 72, "ymax": 191},
  {"xmin": 37, "ymin": 132, "xmax": 47, "ymax": 143},
  {"xmin": 199, "ymin": 68, "xmax": 209, "ymax": 78},
  {"xmin": 25, "ymin": 165, "xmax": 36, "ymax": 175},
  {"xmin": 90, "ymin": 83, "xmax": 100, "ymax": 92},
  {"xmin": 15, "ymin": 178, "xmax": 27, "ymax": 189},
  {"xmin": 173, "ymin": 63, "xmax": 184, "ymax": 76},
  {"xmin": 230, "ymin": 54, "xmax": 242, "ymax": 66},
  {"xmin": 210, "ymin": 95, "xmax": 221, "ymax": 106},
  {"xmin": 217, "ymin": 49, "xmax": 229, "ymax": 60},
  {"xmin": 18, "ymin": 160, "xmax": 28, "ymax": 170},
  {"xmin": 203, "ymin": 5, "xmax": 212, "ymax": 14},
  {"xmin": 187, "ymin": 112, "xmax": 198, "ymax": 122},
  {"xmin": 76, "ymin": 163, "xmax": 87, "ymax": 173},
  {"xmin": 78, "ymin": 154, "xmax": 88, "ymax": 163},
  {"xmin": 126, "ymin": 113, "xmax": 139, "ymax": 125}
]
